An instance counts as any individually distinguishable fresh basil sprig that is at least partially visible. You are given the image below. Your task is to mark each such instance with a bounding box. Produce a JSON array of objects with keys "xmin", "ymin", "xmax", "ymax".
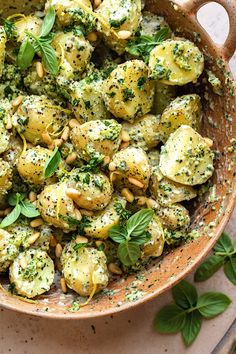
[
  {"xmin": 109, "ymin": 209, "xmax": 154, "ymax": 266},
  {"xmin": 194, "ymin": 233, "xmax": 236, "ymax": 285},
  {"xmin": 17, "ymin": 6, "xmax": 59, "ymax": 75},
  {"xmin": 126, "ymin": 27, "xmax": 171, "ymax": 63},
  {"xmin": 0, "ymin": 192, "xmax": 40, "ymax": 228},
  {"xmin": 44, "ymin": 147, "xmax": 61, "ymax": 179},
  {"xmin": 154, "ymin": 280, "xmax": 231, "ymax": 346}
]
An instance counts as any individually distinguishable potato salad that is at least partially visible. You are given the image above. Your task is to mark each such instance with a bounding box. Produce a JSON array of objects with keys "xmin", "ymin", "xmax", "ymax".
[{"xmin": 0, "ymin": 1, "xmax": 214, "ymax": 302}]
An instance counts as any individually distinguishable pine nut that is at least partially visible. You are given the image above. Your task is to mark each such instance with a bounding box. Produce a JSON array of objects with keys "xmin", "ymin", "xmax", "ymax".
[
  {"xmin": 29, "ymin": 191, "xmax": 37, "ymax": 202},
  {"xmin": 48, "ymin": 143, "xmax": 55, "ymax": 150},
  {"xmin": 41, "ymin": 131, "xmax": 52, "ymax": 145},
  {"xmin": 95, "ymin": 240, "xmax": 104, "ymax": 247},
  {"xmin": 30, "ymin": 218, "xmax": 44, "ymax": 228},
  {"xmin": 66, "ymin": 188, "xmax": 81, "ymax": 200},
  {"xmin": 117, "ymin": 30, "xmax": 132, "ymax": 40},
  {"xmin": 146, "ymin": 198, "xmax": 158, "ymax": 209},
  {"xmin": 20, "ymin": 257, "xmax": 28, "ymax": 269},
  {"xmin": 94, "ymin": 0, "xmax": 101, "ymax": 7},
  {"xmin": 108, "ymin": 263, "xmax": 122, "ymax": 275},
  {"xmin": 66, "ymin": 152, "xmax": 77, "ymax": 165},
  {"xmin": 74, "ymin": 209, "xmax": 82, "ymax": 221},
  {"xmin": 4, "ymin": 207, "xmax": 11, "ymax": 216},
  {"xmin": 61, "ymin": 126, "xmax": 70, "ymax": 141},
  {"xmin": 119, "ymin": 141, "xmax": 129, "ymax": 150},
  {"xmin": 50, "ymin": 235, "xmax": 57, "ymax": 247},
  {"xmin": 75, "ymin": 235, "xmax": 88, "ymax": 244},
  {"xmin": 128, "ymin": 177, "xmax": 144, "ymax": 188},
  {"xmin": 204, "ymin": 137, "xmax": 213, "ymax": 148},
  {"xmin": 55, "ymin": 243, "xmax": 63, "ymax": 258},
  {"xmin": 12, "ymin": 95, "xmax": 23, "ymax": 107},
  {"xmin": 54, "ymin": 138, "xmax": 63, "ymax": 147},
  {"xmin": 108, "ymin": 162, "xmax": 116, "ymax": 171},
  {"xmin": 27, "ymin": 143, "xmax": 34, "ymax": 149},
  {"xmin": 121, "ymin": 130, "xmax": 130, "ymax": 142},
  {"xmin": 6, "ymin": 115, "xmax": 12, "ymax": 130},
  {"xmin": 60, "ymin": 277, "xmax": 67, "ymax": 293},
  {"xmin": 103, "ymin": 156, "xmax": 110, "ymax": 165},
  {"xmin": 136, "ymin": 196, "xmax": 147, "ymax": 206},
  {"xmin": 87, "ymin": 31, "xmax": 98, "ymax": 42},
  {"xmin": 36, "ymin": 61, "xmax": 44, "ymax": 78},
  {"xmin": 28, "ymin": 232, "xmax": 40, "ymax": 245},
  {"xmin": 121, "ymin": 188, "xmax": 134, "ymax": 203},
  {"xmin": 69, "ymin": 119, "xmax": 80, "ymax": 128},
  {"xmin": 0, "ymin": 210, "xmax": 5, "ymax": 217},
  {"xmin": 110, "ymin": 172, "xmax": 117, "ymax": 183},
  {"xmin": 80, "ymin": 209, "xmax": 94, "ymax": 216}
]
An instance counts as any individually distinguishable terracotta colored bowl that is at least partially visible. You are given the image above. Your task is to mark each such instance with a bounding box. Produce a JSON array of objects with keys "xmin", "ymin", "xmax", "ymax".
[{"xmin": 0, "ymin": 0, "xmax": 235, "ymax": 319}]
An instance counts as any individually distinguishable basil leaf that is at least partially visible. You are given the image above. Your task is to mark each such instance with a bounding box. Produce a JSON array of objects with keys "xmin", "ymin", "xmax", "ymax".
[
  {"xmin": 214, "ymin": 233, "xmax": 234, "ymax": 254},
  {"xmin": 197, "ymin": 292, "xmax": 231, "ymax": 318},
  {"xmin": 40, "ymin": 6, "xmax": 56, "ymax": 37},
  {"xmin": 154, "ymin": 304, "xmax": 186, "ymax": 333},
  {"xmin": 126, "ymin": 209, "xmax": 154, "ymax": 237},
  {"xmin": 41, "ymin": 42, "xmax": 59, "ymax": 75},
  {"xmin": 44, "ymin": 147, "xmax": 61, "ymax": 178},
  {"xmin": 172, "ymin": 280, "xmax": 198, "ymax": 309},
  {"xmin": 109, "ymin": 225, "xmax": 128, "ymax": 243},
  {"xmin": 0, "ymin": 204, "xmax": 21, "ymax": 228},
  {"xmin": 117, "ymin": 242, "xmax": 140, "ymax": 266},
  {"xmin": 194, "ymin": 255, "xmax": 224, "ymax": 282},
  {"xmin": 7, "ymin": 192, "xmax": 25, "ymax": 206},
  {"xmin": 73, "ymin": 243, "xmax": 87, "ymax": 251},
  {"xmin": 130, "ymin": 230, "xmax": 151, "ymax": 245},
  {"xmin": 20, "ymin": 200, "xmax": 40, "ymax": 218},
  {"xmin": 17, "ymin": 39, "xmax": 35, "ymax": 70},
  {"xmin": 181, "ymin": 311, "xmax": 202, "ymax": 346},
  {"xmin": 224, "ymin": 257, "xmax": 236, "ymax": 285}
]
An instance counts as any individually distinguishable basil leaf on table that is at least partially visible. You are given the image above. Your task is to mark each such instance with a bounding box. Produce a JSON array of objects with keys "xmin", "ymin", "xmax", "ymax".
[
  {"xmin": 194, "ymin": 255, "xmax": 225, "ymax": 282},
  {"xmin": 0, "ymin": 204, "xmax": 21, "ymax": 229},
  {"xmin": 196, "ymin": 292, "xmax": 231, "ymax": 318},
  {"xmin": 40, "ymin": 6, "xmax": 56, "ymax": 37},
  {"xmin": 154, "ymin": 304, "xmax": 186, "ymax": 333},
  {"xmin": 224, "ymin": 257, "xmax": 236, "ymax": 285},
  {"xmin": 172, "ymin": 280, "xmax": 198, "ymax": 309},
  {"xmin": 20, "ymin": 200, "xmax": 40, "ymax": 218},
  {"xmin": 44, "ymin": 147, "xmax": 61, "ymax": 178},
  {"xmin": 214, "ymin": 232, "xmax": 234, "ymax": 254},
  {"xmin": 126, "ymin": 209, "xmax": 154, "ymax": 237},
  {"xmin": 117, "ymin": 242, "xmax": 140, "ymax": 267},
  {"xmin": 181, "ymin": 311, "xmax": 202, "ymax": 346},
  {"xmin": 17, "ymin": 39, "xmax": 36, "ymax": 70}
]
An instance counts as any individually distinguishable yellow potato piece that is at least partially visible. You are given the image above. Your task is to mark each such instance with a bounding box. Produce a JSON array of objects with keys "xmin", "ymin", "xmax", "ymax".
[
  {"xmin": 0, "ymin": 159, "xmax": 12, "ymax": 196},
  {"xmin": 0, "ymin": 27, "xmax": 6, "ymax": 77},
  {"xmin": 14, "ymin": 15, "xmax": 42, "ymax": 42},
  {"xmin": 142, "ymin": 216, "xmax": 165, "ymax": 258}
]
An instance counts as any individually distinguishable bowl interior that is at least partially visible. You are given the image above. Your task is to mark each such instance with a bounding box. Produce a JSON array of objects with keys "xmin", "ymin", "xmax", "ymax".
[{"xmin": 0, "ymin": 0, "xmax": 235, "ymax": 318}]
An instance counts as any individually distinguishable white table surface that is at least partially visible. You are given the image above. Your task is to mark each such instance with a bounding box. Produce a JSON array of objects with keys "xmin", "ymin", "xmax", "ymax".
[{"xmin": 0, "ymin": 3, "xmax": 236, "ymax": 354}]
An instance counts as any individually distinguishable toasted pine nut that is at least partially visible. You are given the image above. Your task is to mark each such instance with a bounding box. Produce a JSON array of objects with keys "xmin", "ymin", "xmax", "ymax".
[
  {"xmin": 41, "ymin": 131, "xmax": 53, "ymax": 145},
  {"xmin": 69, "ymin": 119, "xmax": 80, "ymax": 128},
  {"xmin": 87, "ymin": 31, "xmax": 98, "ymax": 42},
  {"xmin": 30, "ymin": 218, "xmax": 44, "ymax": 228},
  {"xmin": 36, "ymin": 61, "xmax": 44, "ymax": 78},
  {"xmin": 80, "ymin": 209, "xmax": 94, "ymax": 216},
  {"xmin": 95, "ymin": 240, "xmax": 104, "ymax": 247},
  {"xmin": 121, "ymin": 130, "xmax": 130, "ymax": 142},
  {"xmin": 108, "ymin": 263, "xmax": 122, "ymax": 275},
  {"xmin": 66, "ymin": 188, "xmax": 81, "ymax": 200},
  {"xmin": 94, "ymin": 0, "xmax": 101, "ymax": 7},
  {"xmin": 136, "ymin": 196, "xmax": 147, "ymax": 206},
  {"xmin": 103, "ymin": 156, "xmax": 110, "ymax": 165},
  {"xmin": 66, "ymin": 152, "xmax": 77, "ymax": 165},
  {"xmin": 60, "ymin": 277, "xmax": 67, "ymax": 293},
  {"xmin": 61, "ymin": 126, "xmax": 70, "ymax": 141},
  {"xmin": 29, "ymin": 191, "xmax": 37, "ymax": 202},
  {"xmin": 75, "ymin": 209, "xmax": 82, "ymax": 221},
  {"xmin": 0, "ymin": 210, "xmax": 5, "ymax": 217},
  {"xmin": 128, "ymin": 177, "xmax": 144, "ymax": 188},
  {"xmin": 27, "ymin": 142, "xmax": 34, "ymax": 149},
  {"xmin": 12, "ymin": 95, "xmax": 23, "ymax": 107},
  {"xmin": 54, "ymin": 138, "xmax": 63, "ymax": 147},
  {"xmin": 48, "ymin": 143, "xmax": 55, "ymax": 150},
  {"xmin": 6, "ymin": 115, "xmax": 12, "ymax": 130},
  {"xmin": 50, "ymin": 235, "xmax": 57, "ymax": 247},
  {"xmin": 110, "ymin": 172, "xmax": 118, "ymax": 183},
  {"xmin": 75, "ymin": 235, "xmax": 88, "ymax": 244},
  {"xmin": 204, "ymin": 137, "xmax": 213, "ymax": 148},
  {"xmin": 108, "ymin": 162, "xmax": 116, "ymax": 171},
  {"xmin": 28, "ymin": 232, "xmax": 40, "ymax": 245},
  {"xmin": 55, "ymin": 243, "xmax": 63, "ymax": 258},
  {"xmin": 4, "ymin": 207, "xmax": 11, "ymax": 216},
  {"xmin": 117, "ymin": 30, "xmax": 132, "ymax": 39},
  {"xmin": 119, "ymin": 141, "xmax": 129, "ymax": 150},
  {"xmin": 20, "ymin": 257, "xmax": 28, "ymax": 269},
  {"xmin": 121, "ymin": 188, "xmax": 134, "ymax": 203},
  {"xmin": 146, "ymin": 198, "xmax": 158, "ymax": 209}
]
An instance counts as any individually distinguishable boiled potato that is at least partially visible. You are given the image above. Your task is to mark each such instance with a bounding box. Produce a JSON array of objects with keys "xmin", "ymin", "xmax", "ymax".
[
  {"xmin": 0, "ymin": 159, "xmax": 12, "ymax": 196},
  {"xmin": 14, "ymin": 15, "xmax": 42, "ymax": 42},
  {"xmin": 12, "ymin": 95, "xmax": 69, "ymax": 145},
  {"xmin": 17, "ymin": 146, "xmax": 53, "ymax": 186},
  {"xmin": 160, "ymin": 94, "xmax": 202, "ymax": 142},
  {"xmin": 0, "ymin": 27, "xmax": 6, "ymax": 77},
  {"xmin": 149, "ymin": 39, "xmax": 204, "ymax": 85},
  {"xmin": 37, "ymin": 182, "xmax": 81, "ymax": 231},
  {"xmin": 3, "ymin": 135, "xmax": 23, "ymax": 167},
  {"xmin": 109, "ymin": 147, "xmax": 151, "ymax": 191},
  {"xmin": 0, "ymin": 100, "xmax": 11, "ymax": 154},
  {"xmin": 52, "ymin": 32, "xmax": 93, "ymax": 80},
  {"xmin": 0, "ymin": 229, "xmax": 24, "ymax": 272},
  {"xmin": 153, "ymin": 82, "xmax": 176, "ymax": 115},
  {"xmin": 9, "ymin": 249, "xmax": 55, "ymax": 298},
  {"xmin": 71, "ymin": 119, "xmax": 122, "ymax": 161},
  {"xmin": 156, "ymin": 203, "xmax": 190, "ymax": 230},
  {"xmin": 150, "ymin": 167, "xmax": 197, "ymax": 205},
  {"xmin": 84, "ymin": 195, "xmax": 126, "ymax": 239},
  {"xmin": 103, "ymin": 60, "xmax": 154, "ymax": 122},
  {"xmin": 68, "ymin": 171, "xmax": 112, "ymax": 210},
  {"xmin": 140, "ymin": 11, "xmax": 171, "ymax": 37},
  {"xmin": 69, "ymin": 78, "xmax": 110, "ymax": 124},
  {"xmin": 122, "ymin": 114, "xmax": 161, "ymax": 151},
  {"xmin": 45, "ymin": 0, "xmax": 93, "ymax": 27},
  {"xmin": 160, "ymin": 125, "xmax": 214, "ymax": 186},
  {"xmin": 147, "ymin": 150, "xmax": 160, "ymax": 167},
  {"xmin": 142, "ymin": 216, "xmax": 165, "ymax": 258},
  {"xmin": 61, "ymin": 245, "xmax": 108, "ymax": 296},
  {"xmin": 96, "ymin": 0, "xmax": 141, "ymax": 54}
]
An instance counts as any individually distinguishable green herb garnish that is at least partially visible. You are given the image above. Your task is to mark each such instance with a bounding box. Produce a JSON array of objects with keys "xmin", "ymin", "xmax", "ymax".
[
  {"xmin": 194, "ymin": 233, "xmax": 236, "ymax": 285},
  {"xmin": 109, "ymin": 209, "xmax": 154, "ymax": 266},
  {"xmin": 154, "ymin": 280, "xmax": 231, "ymax": 346},
  {"xmin": 44, "ymin": 147, "xmax": 61, "ymax": 179},
  {"xmin": 109, "ymin": 17, "xmax": 127, "ymax": 29},
  {"xmin": 123, "ymin": 88, "xmax": 135, "ymax": 102},
  {"xmin": 17, "ymin": 6, "xmax": 59, "ymax": 75}
]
